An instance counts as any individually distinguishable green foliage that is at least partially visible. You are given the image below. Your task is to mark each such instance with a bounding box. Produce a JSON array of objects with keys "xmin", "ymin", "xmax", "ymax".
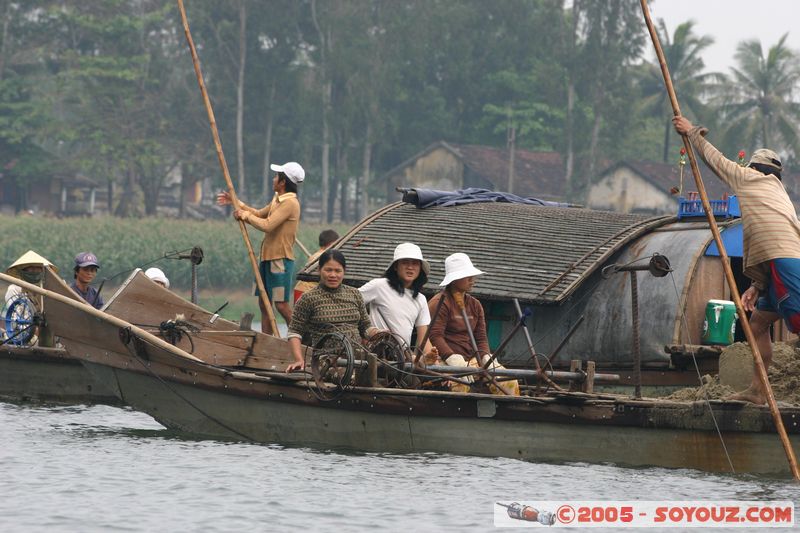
[
  {"xmin": 714, "ymin": 35, "xmax": 800, "ymax": 157},
  {"xmin": 0, "ymin": 215, "xmax": 350, "ymax": 290},
  {"xmin": 0, "ymin": 0, "xmax": 796, "ymax": 217}
]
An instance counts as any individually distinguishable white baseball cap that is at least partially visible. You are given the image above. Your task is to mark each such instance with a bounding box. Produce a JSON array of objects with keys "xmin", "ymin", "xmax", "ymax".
[
  {"xmin": 388, "ymin": 242, "xmax": 430, "ymax": 275},
  {"xmin": 439, "ymin": 253, "xmax": 484, "ymax": 286},
  {"xmin": 270, "ymin": 161, "xmax": 305, "ymax": 184},
  {"xmin": 145, "ymin": 267, "xmax": 170, "ymax": 289}
]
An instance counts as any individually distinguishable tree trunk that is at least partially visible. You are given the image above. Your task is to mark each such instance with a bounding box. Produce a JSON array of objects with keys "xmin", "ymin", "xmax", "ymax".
[
  {"xmin": 338, "ymin": 149, "xmax": 348, "ymax": 222},
  {"xmin": 115, "ymin": 164, "xmax": 138, "ymax": 217},
  {"xmin": 235, "ymin": 1, "xmax": 247, "ymax": 200},
  {"xmin": 321, "ymin": 84, "xmax": 331, "ymax": 223},
  {"xmin": 107, "ymin": 179, "xmax": 114, "ymax": 215},
  {"xmin": 587, "ymin": 83, "xmax": 604, "ymax": 200},
  {"xmin": 143, "ymin": 183, "xmax": 159, "ymax": 216},
  {"xmin": 261, "ymin": 80, "xmax": 277, "ymax": 201},
  {"xmin": 0, "ymin": 1, "xmax": 10, "ymax": 83},
  {"xmin": 179, "ymin": 161, "xmax": 188, "ymax": 218},
  {"xmin": 587, "ymin": 111, "xmax": 601, "ymax": 196},
  {"xmin": 507, "ymin": 121, "xmax": 516, "ymax": 194},
  {"xmin": 312, "ymin": 0, "xmax": 331, "ymax": 223},
  {"xmin": 564, "ymin": 81, "xmax": 575, "ymax": 200},
  {"xmin": 359, "ymin": 120, "xmax": 373, "ymax": 220}
]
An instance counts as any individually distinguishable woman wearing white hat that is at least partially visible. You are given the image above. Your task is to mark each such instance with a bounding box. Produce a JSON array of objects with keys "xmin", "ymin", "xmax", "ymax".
[
  {"xmin": 217, "ymin": 161, "xmax": 304, "ymax": 335},
  {"xmin": 358, "ymin": 243, "xmax": 435, "ymax": 357},
  {"xmin": 428, "ymin": 253, "xmax": 519, "ymax": 395}
]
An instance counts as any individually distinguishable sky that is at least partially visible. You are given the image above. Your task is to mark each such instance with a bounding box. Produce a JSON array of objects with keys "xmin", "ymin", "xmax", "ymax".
[{"xmin": 649, "ymin": 0, "xmax": 800, "ymax": 74}]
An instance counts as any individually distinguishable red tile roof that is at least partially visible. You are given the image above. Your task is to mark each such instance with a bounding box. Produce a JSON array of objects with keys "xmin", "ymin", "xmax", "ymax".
[{"xmin": 446, "ymin": 142, "xmax": 565, "ymax": 200}]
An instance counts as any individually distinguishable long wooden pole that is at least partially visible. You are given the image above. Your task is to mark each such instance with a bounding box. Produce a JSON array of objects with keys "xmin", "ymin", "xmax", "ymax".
[
  {"xmin": 176, "ymin": 0, "xmax": 279, "ymax": 337},
  {"xmin": 640, "ymin": 0, "xmax": 799, "ymax": 480}
]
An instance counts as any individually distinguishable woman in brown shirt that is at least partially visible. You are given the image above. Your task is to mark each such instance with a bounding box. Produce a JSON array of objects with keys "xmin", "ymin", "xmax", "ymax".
[{"xmin": 428, "ymin": 253, "xmax": 519, "ymax": 395}]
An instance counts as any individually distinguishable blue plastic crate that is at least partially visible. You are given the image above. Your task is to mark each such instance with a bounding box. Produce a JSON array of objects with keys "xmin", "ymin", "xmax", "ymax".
[{"xmin": 677, "ymin": 195, "xmax": 739, "ymax": 219}]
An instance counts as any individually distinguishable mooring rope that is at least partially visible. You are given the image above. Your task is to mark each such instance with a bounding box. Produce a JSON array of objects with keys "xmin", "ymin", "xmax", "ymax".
[
  {"xmin": 121, "ymin": 330, "xmax": 256, "ymax": 442},
  {"xmin": 668, "ymin": 271, "xmax": 736, "ymax": 473}
]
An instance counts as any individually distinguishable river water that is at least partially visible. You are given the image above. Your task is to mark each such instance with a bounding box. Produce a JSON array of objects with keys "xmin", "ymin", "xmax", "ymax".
[{"xmin": 2, "ymin": 401, "xmax": 799, "ymax": 532}]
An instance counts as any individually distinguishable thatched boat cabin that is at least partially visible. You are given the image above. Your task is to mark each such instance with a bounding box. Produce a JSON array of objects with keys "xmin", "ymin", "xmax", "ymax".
[{"xmin": 297, "ymin": 192, "xmax": 784, "ymax": 389}]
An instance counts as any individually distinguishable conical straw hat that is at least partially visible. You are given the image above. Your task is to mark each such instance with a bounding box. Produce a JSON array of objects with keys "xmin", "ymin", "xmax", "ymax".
[{"xmin": 6, "ymin": 250, "xmax": 58, "ymax": 279}]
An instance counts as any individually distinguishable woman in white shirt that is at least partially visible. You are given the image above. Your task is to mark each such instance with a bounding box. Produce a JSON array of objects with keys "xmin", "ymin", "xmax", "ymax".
[{"xmin": 359, "ymin": 243, "xmax": 435, "ymax": 357}]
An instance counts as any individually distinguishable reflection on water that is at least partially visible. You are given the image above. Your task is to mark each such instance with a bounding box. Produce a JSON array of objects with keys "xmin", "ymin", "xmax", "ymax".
[{"xmin": 1, "ymin": 402, "xmax": 798, "ymax": 532}]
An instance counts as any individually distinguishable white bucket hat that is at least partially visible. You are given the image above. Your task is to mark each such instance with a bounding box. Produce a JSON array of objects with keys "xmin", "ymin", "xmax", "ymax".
[
  {"xmin": 388, "ymin": 242, "xmax": 430, "ymax": 275},
  {"xmin": 144, "ymin": 267, "xmax": 170, "ymax": 289},
  {"xmin": 439, "ymin": 253, "xmax": 484, "ymax": 286},
  {"xmin": 270, "ymin": 161, "xmax": 305, "ymax": 184}
]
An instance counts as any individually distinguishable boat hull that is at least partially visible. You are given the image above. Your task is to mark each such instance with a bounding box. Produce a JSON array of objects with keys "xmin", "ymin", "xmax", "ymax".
[
  {"xmin": 82, "ymin": 361, "xmax": 800, "ymax": 476},
  {"xmin": 0, "ymin": 346, "xmax": 118, "ymax": 404}
]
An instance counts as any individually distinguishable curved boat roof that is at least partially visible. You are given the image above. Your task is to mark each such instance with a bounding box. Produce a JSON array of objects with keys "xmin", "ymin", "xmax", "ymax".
[{"xmin": 299, "ymin": 202, "xmax": 673, "ymax": 304}]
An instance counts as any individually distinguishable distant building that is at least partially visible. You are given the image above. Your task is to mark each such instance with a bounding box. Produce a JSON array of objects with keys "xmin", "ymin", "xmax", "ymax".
[
  {"xmin": 0, "ymin": 173, "xmax": 99, "ymax": 216},
  {"xmin": 586, "ymin": 160, "xmax": 732, "ymax": 214},
  {"xmin": 382, "ymin": 141, "xmax": 565, "ymax": 201}
]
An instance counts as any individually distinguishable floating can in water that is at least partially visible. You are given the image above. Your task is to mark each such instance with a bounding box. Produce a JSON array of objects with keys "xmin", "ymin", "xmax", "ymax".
[{"xmin": 701, "ymin": 299, "xmax": 737, "ymax": 345}]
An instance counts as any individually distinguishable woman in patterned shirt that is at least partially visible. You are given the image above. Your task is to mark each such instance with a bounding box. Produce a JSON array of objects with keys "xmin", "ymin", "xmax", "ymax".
[{"xmin": 286, "ymin": 249, "xmax": 378, "ymax": 372}]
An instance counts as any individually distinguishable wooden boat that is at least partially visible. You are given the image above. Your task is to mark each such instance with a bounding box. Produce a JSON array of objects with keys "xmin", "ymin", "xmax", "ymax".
[
  {"xmin": 0, "ymin": 280, "xmax": 117, "ymax": 404},
  {"xmin": 7, "ymin": 267, "xmax": 798, "ymax": 477},
  {"xmin": 0, "ymin": 344, "xmax": 117, "ymax": 403}
]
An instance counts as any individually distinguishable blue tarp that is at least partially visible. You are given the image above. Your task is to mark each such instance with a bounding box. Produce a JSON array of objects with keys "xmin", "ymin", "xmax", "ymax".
[
  {"xmin": 705, "ymin": 223, "xmax": 743, "ymax": 257},
  {"xmin": 400, "ymin": 187, "xmax": 569, "ymax": 208}
]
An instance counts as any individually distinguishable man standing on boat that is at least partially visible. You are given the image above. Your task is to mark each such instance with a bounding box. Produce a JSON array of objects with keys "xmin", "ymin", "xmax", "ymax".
[
  {"xmin": 71, "ymin": 252, "xmax": 104, "ymax": 310},
  {"xmin": 674, "ymin": 116, "xmax": 800, "ymax": 405},
  {"xmin": 217, "ymin": 162, "xmax": 303, "ymax": 335}
]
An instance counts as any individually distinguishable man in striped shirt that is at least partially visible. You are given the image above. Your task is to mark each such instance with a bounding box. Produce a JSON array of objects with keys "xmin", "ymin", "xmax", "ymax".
[{"xmin": 675, "ymin": 116, "xmax": 800, "ymax": 404}]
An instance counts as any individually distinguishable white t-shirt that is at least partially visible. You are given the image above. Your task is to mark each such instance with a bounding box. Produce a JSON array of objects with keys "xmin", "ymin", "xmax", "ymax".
[{"xmin": 359, "ymin": 277, "xmax": 430, "ymax": 347}]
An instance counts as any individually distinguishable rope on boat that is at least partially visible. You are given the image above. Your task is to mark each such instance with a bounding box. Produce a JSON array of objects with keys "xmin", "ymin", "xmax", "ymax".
[
  {"xmin": 669, "ymin": 271, "xmax": 736, "ymax": 473},
  {"xmin": 121, "ymin": 329, "xmax": 256, "ymax": 442}
]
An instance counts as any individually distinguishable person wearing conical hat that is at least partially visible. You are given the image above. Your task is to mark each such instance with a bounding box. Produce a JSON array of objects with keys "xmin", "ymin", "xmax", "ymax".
[
  {"xmin": 4, "ymin": 250, "xmax": 57, "ymax": 306},
  {"xmin": 3, "ymin": 250, "xmax": 58, "ymax": 346},
  {"xmin": 675, "ymin": 116, "xmax": 800, "ymax": 405},
  {"xmin": 427, "ymin": 253, "xmax": 519, "ymax": 396}
]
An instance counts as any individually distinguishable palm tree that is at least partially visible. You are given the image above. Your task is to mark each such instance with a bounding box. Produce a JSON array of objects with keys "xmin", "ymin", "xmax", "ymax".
[
  {"xmin": 717, "ymin": 34, "xmax": 800, "ymax": 157},
  {"xmin": 640, "ymin": 20, "xmax": 717, "ymax": 162}
]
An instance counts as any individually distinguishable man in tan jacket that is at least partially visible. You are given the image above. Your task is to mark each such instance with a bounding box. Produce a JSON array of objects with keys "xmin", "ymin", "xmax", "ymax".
[
  {"xmin": 218, "ymin": 161, "xmax": 303, "ymax": 335},
  {"xmin": 674, "ymin": 116, "xmax": 800, "ymax": 404}
]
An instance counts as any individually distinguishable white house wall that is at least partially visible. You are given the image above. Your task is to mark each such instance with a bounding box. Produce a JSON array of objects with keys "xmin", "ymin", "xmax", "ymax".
[{"xmin": 587, "ymin": 167, "xmax": 675, "ymax": 213}]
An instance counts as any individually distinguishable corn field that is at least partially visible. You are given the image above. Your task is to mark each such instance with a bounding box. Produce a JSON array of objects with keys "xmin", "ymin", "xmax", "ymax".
[{"xmin": 0, "ymin": 215, "xmax": 350, "ymax": 290}]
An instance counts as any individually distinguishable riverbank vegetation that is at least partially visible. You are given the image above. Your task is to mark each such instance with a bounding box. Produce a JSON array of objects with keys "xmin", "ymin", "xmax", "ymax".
[
  {"xmin": 1, "ymin": 215, "xmax": 350, "ymax": 290},
  {"xmin": 0, "ymin": 1, "xmax": 798, "ymax": 219}
]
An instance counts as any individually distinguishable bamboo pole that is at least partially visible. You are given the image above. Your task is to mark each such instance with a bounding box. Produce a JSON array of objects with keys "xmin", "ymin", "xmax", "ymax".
[
  {"xmin": 640, "ymin": 0, "xmax": 799, "ymax": 480},
  {"xmin": 295, "ymin": 239, "xmax": 312, "ymax": 258},
  {"xmin": 176, "ymin": 0, "xmax": 279, "ymax": 337}
]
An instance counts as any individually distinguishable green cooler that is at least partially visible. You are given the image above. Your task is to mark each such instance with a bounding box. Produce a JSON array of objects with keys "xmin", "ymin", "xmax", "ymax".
[{"xmin": 701, "ymin": 299, "xmax": 737, "ymax": 345}]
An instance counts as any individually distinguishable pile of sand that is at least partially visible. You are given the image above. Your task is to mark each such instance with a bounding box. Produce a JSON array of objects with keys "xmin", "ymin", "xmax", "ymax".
[
  {"xmin": 665, "ymin": 374, "xmax": 734, "ymax": 401},
  {"xmin": 665, "ymin": 342, "xmax": 800, "ymax": 405}
]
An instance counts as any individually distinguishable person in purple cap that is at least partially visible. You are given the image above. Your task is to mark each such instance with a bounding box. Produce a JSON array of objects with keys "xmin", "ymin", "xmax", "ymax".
[{"xmin": 70, "ymin": 252, "xmax": 104, "ymax": 309}]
